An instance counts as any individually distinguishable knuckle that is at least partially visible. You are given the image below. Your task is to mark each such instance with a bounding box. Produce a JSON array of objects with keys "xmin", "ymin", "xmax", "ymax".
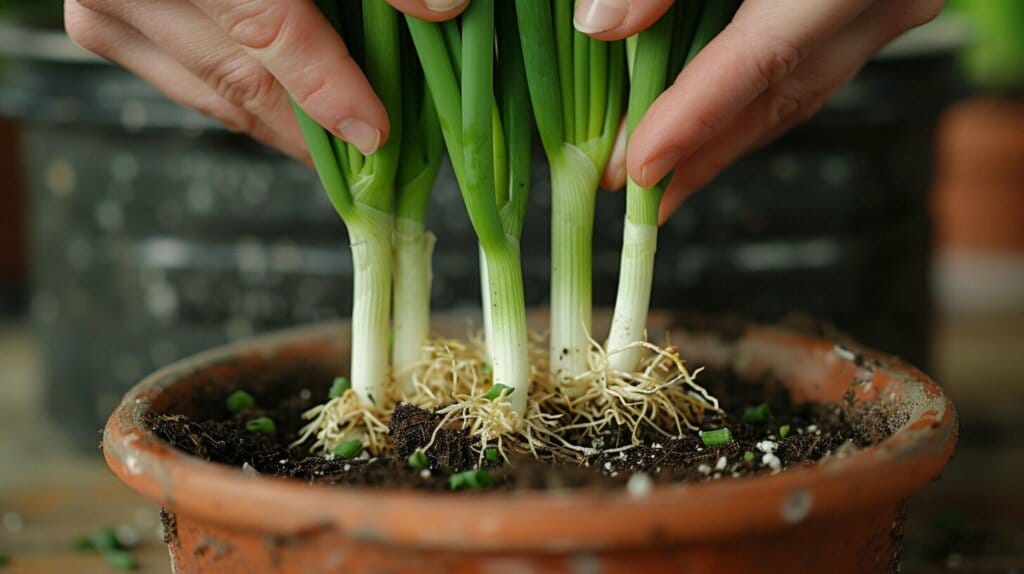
[
  {"xmin": 732, "ymin": 26, "xmax": 803, "ymax": 93},
  {"xmin": 209, "ymin": 57, "xmax": 279, "ymax": 112},
  {"xmin": 220, "ymin": 0, "xmax": 289, "ymax": 51},
  {"xmin": 769, "ymin": 89, "xmax": 806, "ymax": 125},
  {"xmin": 64, "ymin": 3, "xmax": 109, "ymax": 53}
]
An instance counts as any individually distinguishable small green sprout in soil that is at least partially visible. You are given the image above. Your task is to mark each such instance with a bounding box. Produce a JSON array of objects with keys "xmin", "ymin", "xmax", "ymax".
[
  {"xmin": 245, "ymin": 417, "xmax": 276, "ymax": 435},
  {"xmin": 333, "ymin": 439, "xmax": 363, "ymax": 459},
  {"xmin": 225, "ymin": 390, "xmax": 255, "ymax": 414},
  {"xmin": 742, "ymin": 403, "xmax": 772, "ymax": 424},
  {"xmin": 743, "ymin": 450, "xmax": 756, "ymax": 463},
  {"xmin": 779, "ymin": 424, "xmax": 791, "ymax": 438},
  {"xmin": 328, "ymin": 377, "xmax": 351, "ymax": 399},
  {"xmin": 701, "ymin": 428, "xmax": 732, "ymax": 447},
  {"xmin": 482, "ymin": 383, "xmax": 514, "ymax": 401},
  {"xmin": 449, "ymin": 469, "xmax": 494, "ymax": 491},
  {"xmin": 73, "ymin": 527, "xmax": 136, "ymax": 571},
  {"xmin": 485, "ymin": 448, "xmax": 499, "ymax": 462},
  {"xmin": 104, "ymin": 550, "xmax": 136, "ymax": 571},
  {"xmin": 0, "ymin": 552, "xmax": 8, "ymax": 565},
  {"xmin": 407, "ymin": 449, "xmax": 429, "ymax": 470}
]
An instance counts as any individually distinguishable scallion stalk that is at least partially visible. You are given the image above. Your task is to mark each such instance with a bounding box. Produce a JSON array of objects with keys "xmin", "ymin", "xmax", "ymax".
[
  {"xmin": 408, "ymin": 1, "xmax": 532, "ymax": 415},
  {"xmin": 606, "ymin": 1, "xmax": 739, "ymax": 372},
  {"xmin": 515, "ymin": 0, "xmax": 625, "ymax": 384}
]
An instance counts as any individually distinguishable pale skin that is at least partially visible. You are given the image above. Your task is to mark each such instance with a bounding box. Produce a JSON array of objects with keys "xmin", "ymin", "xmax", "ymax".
[{"xmin": 65, "ymin": 0, "xmax": 942, "ymax": 221}]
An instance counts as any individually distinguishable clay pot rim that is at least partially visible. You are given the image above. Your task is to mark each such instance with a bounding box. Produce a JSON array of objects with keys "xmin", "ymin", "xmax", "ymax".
[{"xmin": 103, "ymin": 318, "xmax": 957, "ymax": 552}]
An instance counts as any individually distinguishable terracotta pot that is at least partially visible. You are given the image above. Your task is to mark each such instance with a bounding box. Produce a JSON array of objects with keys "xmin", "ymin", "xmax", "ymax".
[
  {"xmin": 933, "ymin": 96, "xmax": 1024, "ymax": 252},
  {"xmin": 103, "ymin": 313, "xmax": 957, "ymax": 573}
]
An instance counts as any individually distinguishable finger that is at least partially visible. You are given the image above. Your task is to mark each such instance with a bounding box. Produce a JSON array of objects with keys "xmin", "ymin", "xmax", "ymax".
[
  {"xmin": 75, "ymin": 0, "xmax": 309, "ymax": 158},
  {"xmin": 65, "ymin": 2, "xmax": 309, "ymax": 162},
  {"xmin": 656, "ymin": 0, "xmax": 944, "ymax": 224},
  {"xmin": 191, "ymin": 0, "xmax": 389, "ymax": 154},
  {"xmin": 628, "ymin": 0, "xmax": 879, "ymax": 188},
  {"xmin": 574, "ymin": 0, "xmax": 674, "ymax": 40},
  {"xmin": 384, "ymin": 0, "xmax": 468, "ymax": 22},
  {"xmin": 600, "ymin": 116, "xmax": 627, "ymax": 191}
]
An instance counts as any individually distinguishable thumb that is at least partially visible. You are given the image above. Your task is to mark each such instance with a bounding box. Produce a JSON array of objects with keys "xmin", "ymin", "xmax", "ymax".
[
  {"xmin": 574, "ymin": 0, "xmax": 674, "ymax": 40},
  {"xmin": 385, "ymin": 0, "xmax": 469, "ymax": 22}
]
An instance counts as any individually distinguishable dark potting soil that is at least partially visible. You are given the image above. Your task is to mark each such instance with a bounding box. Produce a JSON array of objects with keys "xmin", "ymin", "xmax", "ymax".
[{"xmin": 144, "ymin": 364, "xmax": 903, "ymax": 492}]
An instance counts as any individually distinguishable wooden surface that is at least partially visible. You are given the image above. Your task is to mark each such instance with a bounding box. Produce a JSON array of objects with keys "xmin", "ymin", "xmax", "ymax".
[{"xmin": 1, "ymin": 312, "xmax": 1021, "ymax": 573}]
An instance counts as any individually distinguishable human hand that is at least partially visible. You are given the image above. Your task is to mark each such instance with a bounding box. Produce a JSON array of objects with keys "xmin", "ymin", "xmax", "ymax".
[
  {"xmin": 580, "ymin": 0, "xmax": 943, "ymax": 222},
  {"xmin": 63, "ymin": 0, "xmax": 457, "ymax": 163}
]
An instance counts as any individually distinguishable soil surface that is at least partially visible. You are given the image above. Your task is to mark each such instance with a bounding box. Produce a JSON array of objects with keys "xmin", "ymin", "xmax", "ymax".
[{"xmin": 145, "ymin": 365, "xmax": 901, "ymax": 491}]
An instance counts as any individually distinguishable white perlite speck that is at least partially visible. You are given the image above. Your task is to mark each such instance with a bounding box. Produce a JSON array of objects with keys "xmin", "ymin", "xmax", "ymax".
[
  {"xmin": 626, "ymin": 473, "xmax": 653, "ymax": 497},
  {"xmin": 715, "ymin": 456, "xmax": 728, "ymax": 471},
  {"xmin": 242, "ymin": 462, "xmax": 259, "ymax": 476},
  {"xmin": 762, "ymin": 453, "xmax": 782, "ymax": 472},
  {"xmin": 420, "ymin": 469, "xmax": 431, "ymax": 479},
  {"xmin": 698, "ymin": 464, "xmax": 712, "ymax": 475},
  {"xmin": 756, "ymin": 440, "xmax": 778, "ymax": 454}
]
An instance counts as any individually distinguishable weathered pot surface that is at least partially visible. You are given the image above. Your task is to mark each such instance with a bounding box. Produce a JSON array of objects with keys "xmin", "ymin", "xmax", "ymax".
[{"xmin": 103, "ymin": 312, "xmax": 957, "ymax": 573}]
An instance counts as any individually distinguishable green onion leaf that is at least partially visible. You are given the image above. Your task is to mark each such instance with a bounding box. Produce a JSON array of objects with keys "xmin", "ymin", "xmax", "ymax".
[
  {"xmin": 701, "ymin": 428, "xmax": 731, "ymax": 447},
  {"xmin": 329, "ymin": 377, "xmax": 351, "ymax": 399},
  {"xmin": 104, "ymin": 549, "xmax": 137, "ymax": 571},
  {"xmin": 485, "ymin": 448, "xmax": 499, "ymax": 462},
  {"xmin": 779, "ymin": 424, "xmax": 791, "ymax": 438},
  {"xmin": 482, "ymin": 383, "xmax": 514, "ymax": 401},
  {"xmin": 225, "ymin": 390, "xmax": 255, "ymax": 414},
  {"xmin": 742, "ymin": 403, "xmax": 772, "ymax": 424},
  {"xmin": 449, "ymin": 469, "xmax": 494, "ymax": 490},
  {"xmin": 743, "ymin": 450, "xmax": 755, "ymax": 463},
  {"xmin": 245, "ymin": 417, "xmax": 276, "ymax": 435},
  {"xmin": 333, "ymin": 439, "xmax": 363, "ymax": 459},
  {"xmin": 407, "ymin": 449, "xmax": 429, "ymax": 469}
]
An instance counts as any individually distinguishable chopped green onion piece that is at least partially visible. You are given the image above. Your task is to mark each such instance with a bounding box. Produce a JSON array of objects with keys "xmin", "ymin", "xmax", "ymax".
[
  {"xmin": 701, "ymin": 428, "xmax": 731, "ymax": 447},
  {"xmin": 407, "ymin": 449, "xmax": 429, "ymax": 469},
  {"xmin": 485, "ymin": 448, "xmax": 498, "ymax": 462},
  {"xmin": 779, "ymin": 424, "xmax": 791, "ymax": 438},
  {"xmin": 482, "ymin": 383, "xmax": 514, "ymax": 401},
  {"xmin": 743, "ymin": 450, "xmax": 755, "ymax": 463},
  {"xmin": 742, "ymin": 403, "xmax": 772, "ymax": 424},
  {"xmin": 449, "ymin": 468, "xmax": 494, "ymax": 490},
  {"xmin": 104, "ymin": 549, "xmax": 136, "ymax": 571},
  {"xmin": 225, "ymin": 390, "xmax": 255, "ymax": 414},
  {"xmin": 245, "ymin": 417, "xmax": 276, "ymax": 435},
  {"xmin": 333, "ymin": 439, "xmax": 363, "ymax": 459},
  {"xmin": 329, "ymin": 377, "xmax": 351, "ymax": 399},
  {"xmin": 89, "ymin": 527, "xmax": 121, "ymax": 552}
]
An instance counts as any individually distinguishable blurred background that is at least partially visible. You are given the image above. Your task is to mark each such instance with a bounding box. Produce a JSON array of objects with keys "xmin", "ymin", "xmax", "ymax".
[{"xmin": 1, "ymin": 1, "xmax": 1022, "ymax": 572}]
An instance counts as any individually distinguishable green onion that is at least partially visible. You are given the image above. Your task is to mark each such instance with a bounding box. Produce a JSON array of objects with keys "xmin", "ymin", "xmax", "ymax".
[
  {"xmin": 245, "ymin": 417, "xmax": 276, "ymax": 435},
  {"xmin": 606, "ymin": 1, "xmax": 739, "ymax": 372},
  {"xmin": 408, "ymin": 1, "xmax": 532, "ymax": 416},
  {"xmin": 407, "ymin": 449, "xmax": 429, "ymax": 469},
  {"xmin": 515, "ymin": 1, "xmax": 625, "ymax": 384},
  {"xmin": 779, "ymin": 424, "xmax": 791, "ymax": 438},
  {"xmin": 333, "ymin": 439, "xmax": 363, "ymax": 459},
  {"xmin": 225, "ymin": 390, "xmax": 255, "ymax": 414},
  {"xmin": 482, "ymin": 383, "xmax": 514, "ymax": 401},
  {"xmin": 701, "ymin": 428, "xmax": 732, "ymax": 447},
  {"xmin": 742, "ymin": 403, "xmax": 773, "ymax": 424},
  {"xmin": 743, "ymin": 450, "xmax": 755, "ymax": 463},
  {"xmin": 449, "ymin": 468, "xmax": 494, "ymax": 490},
  {"xmin": 104, "ymin": 549, "xmax": 136, "ymax": 571},
  {"xmin": 328, "ymin": 377, "xmax": 351, "ymax": 399},
  {"xmin": 485, "ymin": 448, "xmax": 499, "ymax": 462}
]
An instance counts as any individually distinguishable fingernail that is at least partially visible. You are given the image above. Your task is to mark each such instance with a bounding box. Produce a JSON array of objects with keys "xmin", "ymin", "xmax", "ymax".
[
  {"xmin": 337, "ymin": 118, "xmax": 380, "ymax": 155},
  {"xmin": 425, "ymin": 0, "xmax": 467, "ymax": 13},
  {"xmin": 574, "ymin": 0, "xmax": 629, "ymax": 34},
  {"xmin": 640, "ymin": 148, "xmax": 681, "ymax": 187}
]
